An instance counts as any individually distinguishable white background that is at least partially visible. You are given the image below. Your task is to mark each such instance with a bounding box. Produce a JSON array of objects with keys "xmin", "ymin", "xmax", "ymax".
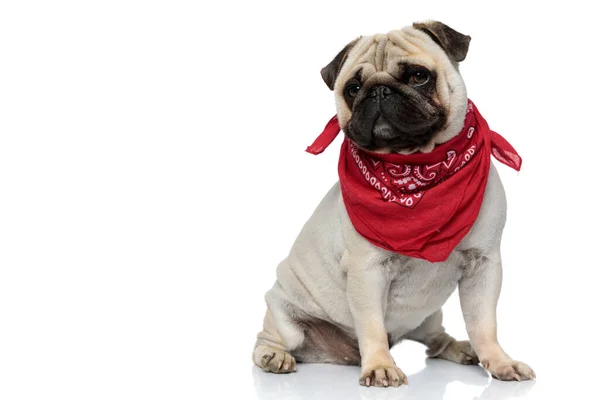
[{"xmin": 1, "ymin": 1, "xmax": 598, "ymax": 399}]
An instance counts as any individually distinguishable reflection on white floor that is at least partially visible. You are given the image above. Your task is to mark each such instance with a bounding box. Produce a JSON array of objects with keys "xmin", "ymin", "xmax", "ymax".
[{"xmin": 253, "ymin": 357, "xmax": 536, "ymax": 400}]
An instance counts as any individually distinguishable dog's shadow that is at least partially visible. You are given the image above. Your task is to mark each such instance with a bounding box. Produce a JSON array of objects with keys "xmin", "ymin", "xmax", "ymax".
[{"xmin": 253, "ymin": 359, "xmax": 536, "ymax": 400}]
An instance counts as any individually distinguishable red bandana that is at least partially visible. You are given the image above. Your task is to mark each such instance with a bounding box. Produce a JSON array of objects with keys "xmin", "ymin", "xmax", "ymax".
[{"xmin": 306, "ymin": 100, "xmax": 522, "ymax": 262}]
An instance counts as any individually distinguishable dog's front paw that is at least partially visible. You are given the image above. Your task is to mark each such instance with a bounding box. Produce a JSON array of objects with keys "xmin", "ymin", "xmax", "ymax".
[
  {"xmin": 359, "ymin": 364, "xmax": 407, "ymax": 387},
  {"xmin": 483, "ymin": 359, "xmax": 536, "ymax": 381}
]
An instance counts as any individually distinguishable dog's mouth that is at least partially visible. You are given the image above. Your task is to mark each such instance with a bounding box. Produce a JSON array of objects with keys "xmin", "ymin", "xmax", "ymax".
[
  {"xmin": 372, "ymin": 116, "xmax": 395, "ymax": 139},
  {"xmin": 347, "ymin": 114, "xmax": 437, "ymax": 153}
]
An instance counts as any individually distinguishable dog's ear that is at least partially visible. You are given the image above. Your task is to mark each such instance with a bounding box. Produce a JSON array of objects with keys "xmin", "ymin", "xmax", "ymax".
[
  {"xmin": 321, "ymin": 38, "xmax": 360, "ymax": 91},
  {"xmin": 413, "ymin": 21, "xmax": 471, "ymax": 63}
]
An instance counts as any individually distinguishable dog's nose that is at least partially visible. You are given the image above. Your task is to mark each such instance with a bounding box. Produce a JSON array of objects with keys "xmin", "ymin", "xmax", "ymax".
[{"xmin": 368, "ymin": 85, "xmax": 393, "ymax": 102}]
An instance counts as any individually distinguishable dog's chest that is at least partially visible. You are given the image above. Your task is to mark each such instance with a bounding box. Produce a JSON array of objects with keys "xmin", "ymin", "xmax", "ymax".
[{"xmin": 382, "ymin": 254, "xmax": 462, "ymax": 331}]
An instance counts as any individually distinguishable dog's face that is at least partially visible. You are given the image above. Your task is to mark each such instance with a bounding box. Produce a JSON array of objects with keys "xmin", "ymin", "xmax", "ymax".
[{"xmin": 322, "ymin": 21, "xmax": 471, "ymax": 154}]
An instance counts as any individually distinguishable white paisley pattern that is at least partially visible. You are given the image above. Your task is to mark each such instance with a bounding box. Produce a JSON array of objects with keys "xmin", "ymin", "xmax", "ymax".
[{"xmin": 348, "ymin": 134, "xmax": 478, "ymax": 209}]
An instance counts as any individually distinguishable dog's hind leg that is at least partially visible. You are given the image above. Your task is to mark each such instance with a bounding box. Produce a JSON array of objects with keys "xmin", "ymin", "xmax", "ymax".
[
  {"xmin": 252, "ymin": 287, "xmax": 305, "ymax": 373},
  {"xmin": 405, "ymin": 309, "xmax": 479, "ymax": 365},
  {"xmin": 253, "ymin": 308, "xmax": 298, "ymax": 373}
]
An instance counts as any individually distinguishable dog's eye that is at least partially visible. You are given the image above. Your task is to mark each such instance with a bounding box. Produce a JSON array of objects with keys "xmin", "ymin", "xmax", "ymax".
[
  {"xmin": 346, "ymin": 83, "xmax": 361, "ymax": 98},
  {"xmin": 408, "ymin": 70, "xmax": 430, "ymax": 86}
]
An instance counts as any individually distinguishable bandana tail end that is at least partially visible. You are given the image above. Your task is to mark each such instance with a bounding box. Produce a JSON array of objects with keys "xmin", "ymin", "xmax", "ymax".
[
  {"xmin": 306, "ymin": 116, "xmax": 341, "ymax": 155},
  {"xmin": 490, "ymin": 130, "xmax": 522, "ymax": 171}
]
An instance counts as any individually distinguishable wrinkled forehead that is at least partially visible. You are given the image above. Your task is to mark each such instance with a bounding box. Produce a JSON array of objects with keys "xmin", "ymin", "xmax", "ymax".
[{"xmin": 336, "ymin": 27, "xmax": 446, "ymax": 87}]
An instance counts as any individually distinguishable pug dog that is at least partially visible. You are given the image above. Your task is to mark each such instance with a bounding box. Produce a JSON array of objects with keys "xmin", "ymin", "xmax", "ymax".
[{"xmin": 252, "ymin": 21, "xmax": 535, "ymax": 387}]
